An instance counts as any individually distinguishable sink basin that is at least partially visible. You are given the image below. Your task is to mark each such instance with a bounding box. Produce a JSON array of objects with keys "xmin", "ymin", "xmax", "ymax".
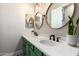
[{"xmin": 40, "ymin": 40, "xmax": 57, "ymax": 46}]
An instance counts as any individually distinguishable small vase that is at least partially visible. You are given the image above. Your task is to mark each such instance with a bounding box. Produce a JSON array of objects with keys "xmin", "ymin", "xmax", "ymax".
[{"xmin": 66, "ymin": 35, "xmax": 77, "ymax": 47}]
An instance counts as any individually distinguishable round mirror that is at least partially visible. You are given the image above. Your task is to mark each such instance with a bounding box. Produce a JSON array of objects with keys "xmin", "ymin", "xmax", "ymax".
[
  {"xmin": 35, "ymin": 12, "xmax": 44, "ymax": 29},
  {"xmin": 46, "ymin": 3, "xmax": 75, "ymax": 29}
]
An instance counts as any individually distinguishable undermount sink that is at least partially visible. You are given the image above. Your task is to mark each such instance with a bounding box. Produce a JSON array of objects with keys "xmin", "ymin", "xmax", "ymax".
[{"xmin": 40, "ymin": 40, "xmax": 58, "ymax": 47}]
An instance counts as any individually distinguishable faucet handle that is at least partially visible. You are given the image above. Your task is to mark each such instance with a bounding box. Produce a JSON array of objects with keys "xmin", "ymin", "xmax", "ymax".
[
  {"xmin": 50, "ymin": 34, "xmax": 55, "ymax": 41},
  {"xmin": 56, "ymin": 37, "xmax": 61, "ymax": 42}
]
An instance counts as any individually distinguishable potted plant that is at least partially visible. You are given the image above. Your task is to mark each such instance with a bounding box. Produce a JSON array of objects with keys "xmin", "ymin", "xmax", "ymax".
[{"xmin": 67, "ymin": 16, "xmax": 79, "ymax": 47}]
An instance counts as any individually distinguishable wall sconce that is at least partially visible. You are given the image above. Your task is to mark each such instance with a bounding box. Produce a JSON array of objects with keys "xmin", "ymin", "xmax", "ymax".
[
  {"xmin": 34, "ymin": 3, "xmax": 43, "ymax": 13},
  {"xmin": 34, "ymin": 3, "xmax": 50, "ymax": 15}
]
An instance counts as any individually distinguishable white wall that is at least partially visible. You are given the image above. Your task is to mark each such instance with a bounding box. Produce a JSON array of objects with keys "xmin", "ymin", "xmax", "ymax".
[{"xmin": 0, "ymin": 3, "xmax": 34, "ymax": 53}]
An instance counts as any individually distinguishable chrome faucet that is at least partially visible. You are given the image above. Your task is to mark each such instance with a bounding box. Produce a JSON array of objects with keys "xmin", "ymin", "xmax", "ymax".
[{"xmin": 49, "ymin": 35, "xmax": 55, "ymax": 41}]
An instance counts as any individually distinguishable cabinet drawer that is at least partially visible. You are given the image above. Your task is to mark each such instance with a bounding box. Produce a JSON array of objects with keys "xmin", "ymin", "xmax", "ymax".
[{"xmin": 34, "ymin": 47, "xmax": 42, "ymax": 56}]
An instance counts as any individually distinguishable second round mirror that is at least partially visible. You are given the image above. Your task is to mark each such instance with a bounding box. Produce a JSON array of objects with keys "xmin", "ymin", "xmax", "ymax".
[{"xmin": 35, "ymin": 12, "xmax": 44, "ymax": 29}]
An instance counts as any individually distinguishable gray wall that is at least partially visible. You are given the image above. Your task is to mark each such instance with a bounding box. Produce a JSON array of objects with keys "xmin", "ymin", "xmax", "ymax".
[{"xmin": 0, "ymin": 3, "xmax": 34, "ymax": 53}]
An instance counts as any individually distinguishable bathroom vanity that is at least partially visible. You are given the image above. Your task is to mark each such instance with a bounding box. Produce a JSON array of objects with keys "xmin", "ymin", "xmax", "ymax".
[
  {"xmin": 22, "ymin": 3, "xmax": 79, "ymax": 56},
  {"xmin": 22, "ymin": 32, "xmax": 79, "ymax": 56}
]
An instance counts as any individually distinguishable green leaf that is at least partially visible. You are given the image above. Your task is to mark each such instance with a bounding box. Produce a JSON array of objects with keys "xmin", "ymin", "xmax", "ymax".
[{"xmin": 68, "ymin": 16, "xmax": 74, "ymax": 35}]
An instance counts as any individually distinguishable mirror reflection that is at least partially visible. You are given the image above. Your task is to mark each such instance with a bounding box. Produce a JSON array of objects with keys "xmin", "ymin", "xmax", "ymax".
[{"xmin": 46, "ymin": 3, "xmax": 74, "ymax": 29}]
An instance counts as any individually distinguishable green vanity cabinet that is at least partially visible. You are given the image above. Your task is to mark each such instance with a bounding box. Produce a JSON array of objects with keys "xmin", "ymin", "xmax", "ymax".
[
  {"xmin": 22, "ymin": 37, "xmax": 46, "ymax": 56},
  {"xmin": 23, "ymin": 37, "xmax": 29, "ymax": 55}
]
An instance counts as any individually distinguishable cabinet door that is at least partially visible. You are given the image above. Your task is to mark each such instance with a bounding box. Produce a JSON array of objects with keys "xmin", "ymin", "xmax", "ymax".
[
  {"xmin": 33, "ymin": 46, "xmax": 46, "ymax": 56},
  {"xmin": 29, "ymin": 48, "xmax": 36, "ymax": 56},
  {"xmin": 22, "ymin": 37, "xmax": 26, "ymax": 55},
  {"xmin": 34, "ymin": 47, "xmax": 42, "ymax": 56},
  {"xmin": 25, "ymin": 42, "xmax": 29, "ymax": 56},
  {"xmin": 23, "ymin": 37, "xmax": 29, "ymax": 56}
]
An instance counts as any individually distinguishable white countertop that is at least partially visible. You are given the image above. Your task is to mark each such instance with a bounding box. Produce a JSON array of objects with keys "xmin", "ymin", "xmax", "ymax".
[{"xmin": 22, "ymin": 32, "xmax": 79, "ymax": 56}]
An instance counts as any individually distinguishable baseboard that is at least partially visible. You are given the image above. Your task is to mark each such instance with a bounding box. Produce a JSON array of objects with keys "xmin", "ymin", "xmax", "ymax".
[{"xmin": 0, "ymin": 49, "xmax": 23, "ymax": 56}]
